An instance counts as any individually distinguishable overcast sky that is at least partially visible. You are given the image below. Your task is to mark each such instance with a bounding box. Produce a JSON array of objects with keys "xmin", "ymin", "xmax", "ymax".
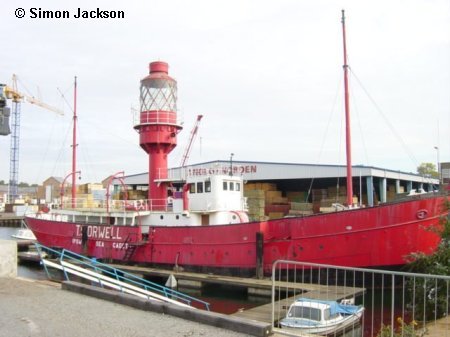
[{"xmin": 1, "ymin": 0, "xmax": 449, "ymax": 185}]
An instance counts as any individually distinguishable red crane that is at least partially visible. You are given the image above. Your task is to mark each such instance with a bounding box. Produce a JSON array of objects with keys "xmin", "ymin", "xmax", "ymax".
[{"xmin": 180, "ymin": 114, "xmax": 203, "ymax": 167}]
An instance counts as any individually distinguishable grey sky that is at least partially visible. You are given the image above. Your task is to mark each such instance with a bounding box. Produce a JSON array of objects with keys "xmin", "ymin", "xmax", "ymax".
[{"xmin": 1, "ymin": 0, "xmax": 449, "ymax": 185}]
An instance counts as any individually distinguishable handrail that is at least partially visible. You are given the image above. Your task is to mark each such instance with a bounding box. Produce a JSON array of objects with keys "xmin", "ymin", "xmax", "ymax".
[
  {"xmin": 59, "ymin": 198, "xmax": 173, "ymax": 212},
  {"xmin": 35, "ymin": 243, "xmax": 210, "ymax": 311}
]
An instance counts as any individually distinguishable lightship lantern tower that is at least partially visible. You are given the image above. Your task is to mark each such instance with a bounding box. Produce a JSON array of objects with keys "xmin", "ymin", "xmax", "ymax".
[{"xmin": 134, "ymin": 61, "xmax": 182, "ymax": 209}]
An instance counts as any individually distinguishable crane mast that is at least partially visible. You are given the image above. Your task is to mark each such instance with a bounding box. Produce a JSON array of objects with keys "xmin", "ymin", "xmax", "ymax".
[
  {"xmin": 180, "ymin": 114, "xmax": 203, "ymax": 167},
  {"xmin": 1, "ymin": 74, "xmax": 63, "ymax": 203}
]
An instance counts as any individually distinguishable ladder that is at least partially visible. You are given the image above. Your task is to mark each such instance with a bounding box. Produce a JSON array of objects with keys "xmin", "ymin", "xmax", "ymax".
[{"xmin": 122, "ymin": 241, "xmax": 147, "ymax": 261}]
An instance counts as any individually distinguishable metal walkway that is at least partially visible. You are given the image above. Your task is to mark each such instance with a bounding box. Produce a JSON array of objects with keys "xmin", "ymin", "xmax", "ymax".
[{"xmin": 34, "ymin": 243, "xmax": 210, "ymax": 311}]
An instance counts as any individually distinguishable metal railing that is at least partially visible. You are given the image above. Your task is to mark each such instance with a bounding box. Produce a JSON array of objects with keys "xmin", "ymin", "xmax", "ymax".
[
  {"xmin": 59, "ymin": 198, "xmax": 172, "ymax": 212},
  {"xmin": 35, "ymin": 243, "xmax": 210, "ymax": 311},
  {"xmin": 133, "ymin": 109, "xmax": 183, "ymax": 127},
  {"xmin": 272, "ymin": 260, "xmax": 449, "ymax": 337}
]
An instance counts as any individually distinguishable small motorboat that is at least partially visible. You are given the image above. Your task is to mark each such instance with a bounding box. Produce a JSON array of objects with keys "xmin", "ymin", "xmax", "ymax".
[
  {"xmin": 280, "ymin": 298, "xmax": 365, "ymax": 335},
  {"xmin": 11, "ymin": 227, "xmax": 37, "ymax": 241}
]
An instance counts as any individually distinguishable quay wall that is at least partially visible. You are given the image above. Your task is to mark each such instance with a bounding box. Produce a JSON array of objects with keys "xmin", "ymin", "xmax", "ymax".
[
  {"xmin": 0, "ymin": 214, "xmax": 23, "ymax": 227},
  {"xmin": 62, "ymin": 281, "xmax": 272, "ymax": 337},
  {"xmin": 0, "ymin": 239, "xmax": 17, "ymax": 277}
]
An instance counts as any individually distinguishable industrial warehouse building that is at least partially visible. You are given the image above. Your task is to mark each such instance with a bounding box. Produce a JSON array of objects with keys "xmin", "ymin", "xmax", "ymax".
[{"xmin": 118, "ymin": 160, "xmax": 440, "ymax": 221}]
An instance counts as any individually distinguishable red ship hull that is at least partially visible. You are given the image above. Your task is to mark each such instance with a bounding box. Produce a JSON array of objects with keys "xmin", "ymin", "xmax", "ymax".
[{"xmin": 25, "ymin": 195, "xmax": 448, "ymax": 274}]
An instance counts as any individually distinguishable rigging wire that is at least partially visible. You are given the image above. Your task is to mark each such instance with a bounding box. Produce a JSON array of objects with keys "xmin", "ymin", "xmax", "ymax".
[
  {"xmin": 306, "ymin": 74, "xmax": 343, "ymax": 203},
  {"xmin": 349, "ymin": 74, "xmax": 371, "ymax": 166},
  {"xmin": 57, "ymin": 84, "xmax": 97, "ymax": 182},
  {"xmin": 31, "ymin": 111, "xmax": 65, "ymax": 183},
  {"xmin": 40, "ymin": 84, "xmax": 77, "ymax": 178},
  {"xmin": 14, "ymin": 77, "xmax": 68, "ymax": 184},
  {"xmin": 57, "ymin": 86, "xmax": 75, "ymax": 114},
  {"xmin": 49, "ymin": 117, "xmax": 73, "ymax": 177},
  {"xmin": 349, "ymin": 68, "xmax": 420, "ymax": 168}
]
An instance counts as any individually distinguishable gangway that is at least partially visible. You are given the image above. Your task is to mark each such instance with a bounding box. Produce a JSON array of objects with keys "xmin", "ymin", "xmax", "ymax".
[{"xmin": 34, "ymin": 243, "xmax": 210, "ymax": 311}]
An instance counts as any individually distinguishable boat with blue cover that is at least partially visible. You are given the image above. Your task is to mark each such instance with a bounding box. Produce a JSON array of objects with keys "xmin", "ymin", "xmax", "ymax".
[{"xmin": 280, "ymin": 298, "xmax": 364, "ymax": 335}]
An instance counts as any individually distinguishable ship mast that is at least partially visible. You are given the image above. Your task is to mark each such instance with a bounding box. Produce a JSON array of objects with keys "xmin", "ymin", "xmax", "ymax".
[{"xmin": 341, "ymin": 10, "xmax": 353, "ymax": 207}]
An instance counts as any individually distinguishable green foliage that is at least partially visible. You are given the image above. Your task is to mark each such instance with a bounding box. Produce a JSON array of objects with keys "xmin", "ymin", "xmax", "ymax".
[
  {"xmin": 416, "ymin": 162, "xmax": 438, "ymax": 178},
  {"xmin": 376, "ymin": 318, "xmax": 425, "ymax": 337},
  {"xmin": 404, "ymin": 199, "xmax": 450, "ymax": 321}
]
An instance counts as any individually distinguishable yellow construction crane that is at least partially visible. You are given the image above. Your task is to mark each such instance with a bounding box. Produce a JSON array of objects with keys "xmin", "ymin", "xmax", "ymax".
[
  {"xmin": 1, "ymin": 74, "xmax": 64, "ymax": 203},
  {"xmin": 2, "ymin": 75, "xmax": 64, "ymax": 115}
]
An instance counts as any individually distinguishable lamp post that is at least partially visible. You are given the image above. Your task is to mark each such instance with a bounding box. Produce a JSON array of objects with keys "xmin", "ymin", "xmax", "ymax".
[
  {"xmin": 60, "ymin": 171, "xmax": 81, "ymax": 208},
  {"xmin": 434, "ymin": 146, "xmax": 440, "ymax": 185},
  {"xmin": 105, "ymin": 171, "xmax": 128, "ymax": 214},
  {"xmin": 229, "ymin": 153, "xmax": 234, "ymax": 176}
]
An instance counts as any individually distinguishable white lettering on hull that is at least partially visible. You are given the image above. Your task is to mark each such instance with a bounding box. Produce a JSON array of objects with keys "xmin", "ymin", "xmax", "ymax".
[
  {"xmin": 72, "ymin": 225, "xmax": 130, "ymax": 250},
  {"xmin": 72, "ymin": 238, "xmax": 82, "ymax": 245},
  {"xmin": 71, "ymin": 237, "xmax": 129, "ymax": 250},
  {"xmin": 75, "ymin": 225, "xmax": 123, "ymax": 240}
]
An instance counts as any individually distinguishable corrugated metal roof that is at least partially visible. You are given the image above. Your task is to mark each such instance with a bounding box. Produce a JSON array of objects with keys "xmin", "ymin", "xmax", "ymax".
[{"xmin": 116, "ymin": 160, "xmax": 438, "ymax": 186}]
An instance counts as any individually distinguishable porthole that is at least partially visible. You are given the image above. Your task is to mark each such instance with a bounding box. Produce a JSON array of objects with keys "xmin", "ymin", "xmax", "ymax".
[{"xmin": 160, "ymin": 215, "xmax": 164, "ymax": 220}]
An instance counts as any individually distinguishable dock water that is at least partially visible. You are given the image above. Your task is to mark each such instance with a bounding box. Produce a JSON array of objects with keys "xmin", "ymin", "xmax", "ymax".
[
  {"xmin": 113, "ymin": 263, "xmax": 365, "ymax": 327},
  {"xmin": 232, "ymin": 285, "xmax": 364, "ymax": 325}
]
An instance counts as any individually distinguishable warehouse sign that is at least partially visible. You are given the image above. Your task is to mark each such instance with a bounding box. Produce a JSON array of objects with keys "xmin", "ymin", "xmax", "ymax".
[{"xmin": 188, "ymin": 165, "xmax": 257, "ymax": 176}]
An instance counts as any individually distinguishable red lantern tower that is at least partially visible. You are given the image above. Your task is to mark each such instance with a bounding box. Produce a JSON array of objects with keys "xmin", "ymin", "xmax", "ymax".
[{"xmin": 134, "ymin": 61, "xmax": 182, "ymax": 209}]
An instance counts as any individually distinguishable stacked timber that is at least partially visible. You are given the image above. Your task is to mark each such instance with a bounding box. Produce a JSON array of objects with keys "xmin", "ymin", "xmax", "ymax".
[
  {"xmin": 311, "ymin": 186, "xmax": 357, "ymax": 213},
  {"xmin": 244, "ymin": 188, "xmax": 266, "ymax": 221},
  {"xmin": 128, "ymin": 190, "xmax": 147, "ymax": 200},
  {"xmin": 286, "ymin": 191, "xmax": 313, "ymax": 216},
  {"xmin": 311, "ymin": 189, "xmax": 326, "ymax": 213},
  {"xmin": 387, "ymin": 185, "xmax": 404, "ymax": 202},
  {"xmin": 76, "ymin": 194, "xmax": 98, "ymax": 208},
  {"xmin": 265, "ymin": 190, "xmax": 289, "ymax": 219},
  {"xmin": 288, "ymin": 202, "xmax": 313, "ymax": 216},
  {"xmin": 77, "ymin": 183, "xmax": 103, "ymax": 194},
  {"xmin": 286, "ymin": 191, "xmax": 307, "ymax": 203},
  {"xmin": 244, "ymin": 183, "xmax": 289, "ymax": 220}
]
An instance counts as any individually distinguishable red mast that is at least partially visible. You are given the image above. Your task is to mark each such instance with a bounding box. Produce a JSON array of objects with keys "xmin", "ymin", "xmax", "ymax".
[
  {"xmin": 71, "ymin": 76, "xmax": 77, "ymax": 208},
  {"xmin": 341, "ymin": 10, "xmax": 353, "ymax": 207}
]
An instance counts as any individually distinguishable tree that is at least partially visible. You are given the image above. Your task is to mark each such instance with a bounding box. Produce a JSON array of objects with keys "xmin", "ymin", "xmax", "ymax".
[
  {"xmin": 404, "ymin": 200, "xmax": 450, "ymax": 321},
  {"xmin": 417, "ymin": 162, "xmax": 438, "ymax": 178}
]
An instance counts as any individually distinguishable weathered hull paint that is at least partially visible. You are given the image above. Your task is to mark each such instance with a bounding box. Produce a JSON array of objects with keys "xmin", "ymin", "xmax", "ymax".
[{"xmin": 25, "ymin": 196, "xmax": 448, "ymax": 274}]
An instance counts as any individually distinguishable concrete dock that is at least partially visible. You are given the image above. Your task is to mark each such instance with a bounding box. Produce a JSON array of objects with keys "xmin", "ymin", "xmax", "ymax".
[
  {"xmin": 0, "ymin": 213, "xmax": 23, "ymax": 227},
  {"xmin": 426, "ymin": 316, "xmax": 450, "ymax": 337},
  {"xmin": 0, "ymin": 277, "xmax": 270, "ymax": 337}
]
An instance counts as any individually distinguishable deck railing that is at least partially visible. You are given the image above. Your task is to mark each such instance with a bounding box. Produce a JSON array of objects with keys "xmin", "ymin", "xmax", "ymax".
[
  {"xmin": 60, "ymin": 198, "xmax": 173, "ymax": 212},
  {"xmin": 271, "ymin": 260, "xmax": 449, "ymax": 337}
]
